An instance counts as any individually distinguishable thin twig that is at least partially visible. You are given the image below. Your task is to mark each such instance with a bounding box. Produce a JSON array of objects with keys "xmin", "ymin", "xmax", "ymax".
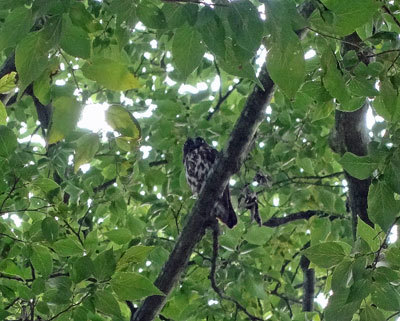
[
  {"xmin": 382, "ymin": 4, "xmax": 400, "ymax": 30},
  {"xmin": 207, "ymin": 79, "xmax": 244, "ymax": 121},
  {"xmin": 47, "ymin": 293, "xmax": 90, "ymax": 321},
  {"xmin": 0, "ymin": 177, "xmax": 20, "ymax": 212},
  {"xmin": 209, "ymin": 222, "xmax": 264, "ymax": 321},
  {"xmin": 59, "ymin": 49, "xmax": 81, "ymax": 91},
  {"xmin": 306, "ymin": 27, "xmax": 363, "ymax": 49}
]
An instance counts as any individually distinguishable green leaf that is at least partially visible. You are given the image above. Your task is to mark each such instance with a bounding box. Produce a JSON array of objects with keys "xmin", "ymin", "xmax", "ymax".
[
  {"xmin": 41, "ymin": 217, "xmax": 59, "ymax": 243},
  {"xmin": 197, "ymin": 7, "xmax": 225, "ymax": 57},
  {"xmin": 331, "ymin": 259, "xmax": 353, "ymax": 292},
  {"xmin": 31, "ymin": 178, "xmax": 60, "ymax": 194},
  {"xmin": 105, "ymin": 228, "xmax": 132, "ymax": 245},
  {"xmin": 339, "ymin": 152, "xmax": 377, "ymax": 180},
  {"xmin": 71, "ymin": 256, "xmax": 94, "ymax": 283},
  {"xmin": 163, "ymin": 3, "xmax": 187, "ymax": 29},
  {"xmin": 31, "ymin": 245, "xmax": 53, "ymax": 278},
  {"xmin": 111, "ymin": 272, "xmax": 164, "ymax": 300},
  {"xmin": 303, "ymin": 242, "xmax": 346, "ymax": 268},
  {"xmin": 117, "ymin": 246, "xmax": 154, "ymax": 270},
  {"xmin": 310, "ymin": 0, "xmax": 381, "ymax": 36},
  {"xmin": 368, "ymin": 181, "xmax": 399, "ymax": 231},
  {"xmin": 244, "ymin": 226, "xmax": 273, "ymax": 245},
  {"xmin": 0, "ymin": 7, "xmax": 33, "ymax": 51},
  {"xmin": 93, "ymin": 249, "xmax": 116, "ymax": 281},
  {"xmin": 74, "ymin": 133, "xmax": 100, "ymax": 173},
  {"xmin": 265, "ymin": 0, "xmax": 305, "ymax": 98},
  {"xmin": 95, "ymin": 290, "xmax": 122, "ymax": 317},
  {"xmin": 82, "ymin": 57, "xmax": 140, "ymax": 91},
  {"xmin": 105, "ymin": 105, "xmax": 141, "ymax": 151},
  {"xmin": 47, "ymin": 96, "xmax": 82, "ymax": 144},
  {"xmin": 372, "ymin": 284, "xmax": 400, "ymax": 311},
  {"xmin": 0, "ymin": 72, "xmax": 17, "ymax": 94},
  {"xmin": 52, "ymin": 238, "xmax": 84, "ymax": 256},
  {"xmin": 228, "ymin": 0, "xmax": 263, "ymax": 54},
  {"xmin": 15, "ymin": 31, "xmax": 51, "ymax": 94},
  {"xmin": 137, "ymin": 1, "xmax": 166, "ymax": 29},
  {"xmin": 348, "ymin": 77, "xmax": 379, "ymax": 97},
  {"xmin": 0, "ymin": 125, "xmax": 17, "ymax": 158},
  {"xmin": 69, "ymin": 2, "xmax": 102, "ymax": 33},
  {"xmin": 325, "ymin": 288, "xmax": 361, "ymax": 321},
  {"xmin": 356, "ymin": 218, "xmax": 380, "ymax": 252},
  {"xmin": 172, "ymin": 25, "xmax": 205, "ymax": 79},
  {"xmin": 360, "ymin": 306, "xmax": 385, "ymax": 321},
  {"xmin": 0, "ymin": 102, "xmax": 8, "ymax": 125},
  {"xmin": 217, "ymin": 39, "xmax": 262, "ymax": 88},
  {"xmin": 61, "ymin": 15, "xmax": 91, "ymax": 59},
  {"xmin": 321, "ymin": 50, "xmax": 351, "ymax": 104}
]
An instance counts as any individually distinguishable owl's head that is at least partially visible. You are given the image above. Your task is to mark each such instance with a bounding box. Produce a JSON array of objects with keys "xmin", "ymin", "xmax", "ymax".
[{"xmin": 183, "ymin": 137, "xmax": 206, "ymax": 157}]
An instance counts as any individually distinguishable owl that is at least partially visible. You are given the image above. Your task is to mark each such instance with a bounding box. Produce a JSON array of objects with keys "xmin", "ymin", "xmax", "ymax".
[{"xmin": 183, "ymin": 137, "xmax": 237, "ymax": 228}]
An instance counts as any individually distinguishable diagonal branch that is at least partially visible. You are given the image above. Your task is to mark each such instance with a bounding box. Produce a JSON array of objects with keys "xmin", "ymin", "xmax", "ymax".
[{"xmin": 132, "ymin": 3, "xmax": 316, "ymax": 320}]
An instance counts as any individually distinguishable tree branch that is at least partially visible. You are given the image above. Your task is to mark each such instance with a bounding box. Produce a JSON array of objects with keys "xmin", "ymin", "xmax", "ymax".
[
  {"xmin": 132, "ymin": 4, "xmax": 315, "ymax": 320},
  {"xmin": 263, "ymin": 210, "xmax": 342, "ymax": 227}
]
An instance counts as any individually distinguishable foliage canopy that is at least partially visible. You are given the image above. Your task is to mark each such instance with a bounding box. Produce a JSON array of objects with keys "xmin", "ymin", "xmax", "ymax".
[{"xmin": 1, "ymin": 0, "xmax": 400, "ymax": 321}]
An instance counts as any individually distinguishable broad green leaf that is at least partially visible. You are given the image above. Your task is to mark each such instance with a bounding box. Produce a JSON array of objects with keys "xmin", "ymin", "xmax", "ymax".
[
  {"xmin": 310, "ymin": 0, "xmax": 381, "ymax": 36},
  {"xmin": 117, "ymin": 246, "xmax": 154, "ymax": 270},
  {"xmin": 360, "ymin": 306, "xmax": 385, "ymax": 321},
  {"xmin": 368, "ymin": 181, "xmax": 399, "ymax": 231},
  {"xmin": 373, "ymin": 266, "xmax": 400, "ymax": 283},
  {"xmin": 15, "ymin": 31, "xmax": 51, "ymax": 94},
  {"xmin": 105, "ymin": 228, "xmax": 132, "ymax": 245},
  {"xmin": 163, "ymin": 3, "xmax": 186, "ymax": 29},
  {"xmin": 0, "ymin": 102, "xmax": 6, "ymax": 126},
  {"xmin": 69, "ymin": 2, "xmax": 102, "ymax": 33},
  {"xmin": 356, "ymin": 218, "xmax": 380, "ymax": 252},
  {"xmin": 47, "ymin": 96, "xmax": 82, "ymax": 144},
  {"xmin": 41, "ymin": 217, "xmax": 59, "ymax": 243},
  {"xmin": 265, "ymin": 0, "xmax": 305, "ymax": 97},
  {"xmin": 31, "ymin": 245, "xmax": 53, "ymax": 278},
  {"xmin": 339, "ymin": 152, "xmax": 377, "ymax": 180},
  {"xmin": 372, "ymin": 284, "xmax": 400, "ymax": 311},
  {"xmin": 105, "ymin": 105, "xmax": 141, "ymax": 149},
  {"xmin": 0, "ymin": 7, "xmax": 33, "ymax": 51},
  {"xmin": 137, "ymin": 1, "xmax": 166, "ymax": 29},
  {"xmin": 321, "ymin": 50, "xmax": 350, "ymax": 104},
  {"xmin": 31, "ymin": 178, "xmax": 60, "ymax": 194},
  {"xmin": 71, "ymin": 256, "xmax": 94, "ymax": 283},
  {"xmin": 348, "ymin": 77, "xmax": 379, "ymax": 97},
  {"xmin": 196, "ymin": 7, "xmax": 225, "ymax": 57},
  {"xmin": 61, "ymin": 15, "xmax": 91, "ymax": 59},
  {"xmin": 218, "ymin": 39, "xmax": 262, "ymax": 88},
  {"xmin": 379, "ymin": 79, "xmax": 398, "ymax": 120},
  {"xmin": 0, "ymin": 125, "xmax": 17, "ymax": 158},
  {"xmin": 74, "ymin": 133, "xmax": 100, "ymax": 173},
  {"xmin": 348, "ymin": 279, "xmax": 371, "ymax": 302},
  {"xmin": 325, "ymin": 288, "xmax": 361, "ymax": 321},
  {"xmin": 244, "ymin": 226, "xmax": 273, "ymax": 245},
  {"xmin": 52, "ymin": 238, "xmax": 84, "ymax": 256},
  {"xmin": 386, "ymin": 246, "xmax": 400, "ymax": 267},
  {"xmin": 111, "ymin": 272, "xmax": 164, "ymax": 300},
  {"xmin": 93, "ymin": 249, "xmax": 116, "ymax": 281},
  {"xmin": 109, "ymin": 0, "xmax": 137, "ymax": 27},
  {"xmin": 33, "ymin": 71, "xmax": 51, "ymax": 105},
  {"xmin": 95, "ymin": 290, "xmax": 122, "ymax": 317},
  {"xmin": 331, "ymin": 259, "xmax": 353, "ymax": 292},
  {"xmin": 172, "ymin": 25, "xmax": 205, "ymax": 79},
  {"xmin": 82, "ymin": 57, "xmax": 140, "ymax": 91},
  {"xmin": 0, "ymin": 72, "xmax": 16, "ymax": 94},
  {"xmin": 303, "ymin": 242, "xmax": 346, "ymax": 268},
  {"xmin": 228, "ymin": 0, "xmax": 263, "ymax": 54}
]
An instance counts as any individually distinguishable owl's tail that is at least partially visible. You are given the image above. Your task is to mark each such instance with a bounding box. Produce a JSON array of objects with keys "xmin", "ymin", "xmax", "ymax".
[{"xmin": 215, "ymin": 188, "xmax": 237, "ymax": 228}]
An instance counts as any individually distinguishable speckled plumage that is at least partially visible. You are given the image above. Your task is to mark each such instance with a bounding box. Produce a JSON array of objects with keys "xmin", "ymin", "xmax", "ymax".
[{"xmin": 183, "ymin": 137, "xmax": 237, "ymax": 228}]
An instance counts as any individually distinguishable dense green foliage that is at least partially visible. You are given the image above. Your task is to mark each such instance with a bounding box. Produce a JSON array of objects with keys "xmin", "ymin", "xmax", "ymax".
[{"xmin": 1, "ymin": 0, "xmax": 400, "ymax": 320}]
